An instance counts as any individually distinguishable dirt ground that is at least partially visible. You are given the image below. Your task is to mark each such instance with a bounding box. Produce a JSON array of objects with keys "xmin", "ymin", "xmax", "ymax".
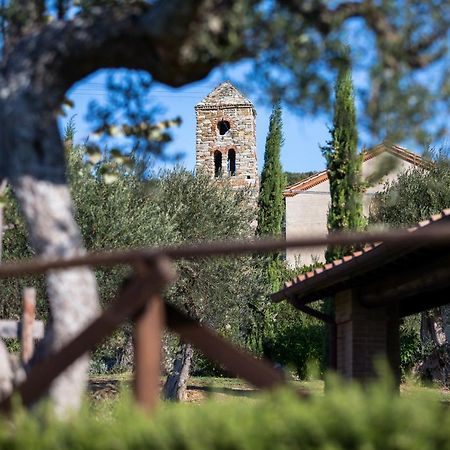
[{"xmin": 88, "ymin": 375, "xmax": 261, "ymax": 403}]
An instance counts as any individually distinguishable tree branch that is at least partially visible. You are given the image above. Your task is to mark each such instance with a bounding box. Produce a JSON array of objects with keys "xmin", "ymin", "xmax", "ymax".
[
  {"xmin": 4, "ymin": 0, "xmax": 238, "ymax": 102},
  {"xmin": 278, "ymin": 0, "xmax": 448, "ymax": 69}
]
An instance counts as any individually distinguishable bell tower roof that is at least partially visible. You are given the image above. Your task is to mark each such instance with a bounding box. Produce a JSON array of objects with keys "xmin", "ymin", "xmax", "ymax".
[{"xmin": 195, "ymin": 81, "xmax": 254, "ymax": 110}]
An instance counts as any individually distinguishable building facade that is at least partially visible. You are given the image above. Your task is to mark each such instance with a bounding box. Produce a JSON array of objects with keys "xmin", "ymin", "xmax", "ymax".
[{"xmin": 284, "ymin": 144, "xmax": 429, "ymax": 266}]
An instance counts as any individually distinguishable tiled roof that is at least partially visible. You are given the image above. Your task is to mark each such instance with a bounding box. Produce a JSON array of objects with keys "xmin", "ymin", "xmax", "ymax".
[
  {"xmin": 272, "ymin": 208, "xmax": 450, "ymax": 303},
  {"xmin": 283, "ymin": 143, "xmax": 431, "ymax": 197}
]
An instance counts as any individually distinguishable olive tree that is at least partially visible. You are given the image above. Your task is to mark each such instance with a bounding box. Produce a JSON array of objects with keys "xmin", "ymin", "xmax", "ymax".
[
  {"xmin": 0, "ymin": 0, "xmax": 447, "ymax": 411},
  {"xmin": 153, "ymin": 170, "xmax": 265, "ymax": 400}
]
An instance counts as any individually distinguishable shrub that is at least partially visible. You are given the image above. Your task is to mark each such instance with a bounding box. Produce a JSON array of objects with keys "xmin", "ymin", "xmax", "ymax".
[
  {"xmin": 3, "ymin": 378, "xmax": 450, "ymax": 449},
  {"xmin": 245, "ymin": 262, "xmax": 326, "ymax": 379},
  {"xmin": 261, "ymin": 303, "xmax": 325, "ymax": 379},
  {"xmin": 400, "ymin": 315, "xmax": 422, "ymax": 378}
]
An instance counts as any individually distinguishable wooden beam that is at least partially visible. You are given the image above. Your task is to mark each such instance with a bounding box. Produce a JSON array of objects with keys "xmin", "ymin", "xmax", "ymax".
[
  {"xmin": 165, "ymin": 304, "xmax": 293, "ymax": 392},
  {"xmin": 0, "ymin": 223, "xmax": 448, "ymax": 279},
  {"xmin": 361, "ymin": 258, "xmax": 450, "ymax": 308},
  {"xmin": 0, "ymin": 320, "xmax": 44, "ymax": 340},
  {"xmin": 0, "ymin": 257, "xmax": 175, "ymax": 413},
  {"xmin": 289, "ymin": 298, "xmax": 334, "ymax": 324},
  {"xmin": 398, "ymin": 288, "xmax": 450, "ymax": 317}
]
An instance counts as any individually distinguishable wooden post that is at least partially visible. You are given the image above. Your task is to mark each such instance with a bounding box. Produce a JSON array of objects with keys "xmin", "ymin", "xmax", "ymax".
[
  {"xmin": 21, "ymin": 288, "xmax": 36, "ymax": 364},
  {"xmin": 133, "ymin": 294, "xmax": 165, "ymax": 413},
  {"xmin": 0, "ymin": 258, "xmax": 175, "ymax": 414}
]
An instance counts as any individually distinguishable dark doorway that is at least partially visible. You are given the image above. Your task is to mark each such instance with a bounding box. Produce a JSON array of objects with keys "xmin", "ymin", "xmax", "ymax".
[{"xmin": 228, "ymin": 149, "xmax": 236, "ymax": 176}]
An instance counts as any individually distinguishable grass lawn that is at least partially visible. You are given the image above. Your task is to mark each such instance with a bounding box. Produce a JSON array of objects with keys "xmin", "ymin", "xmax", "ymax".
[{"xmin": 88, "ymin": 373, "xmax": 450, "ymax": 405}]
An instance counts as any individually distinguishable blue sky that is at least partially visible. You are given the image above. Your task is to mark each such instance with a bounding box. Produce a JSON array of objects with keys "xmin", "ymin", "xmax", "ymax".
[
  {"xmin": 63, "ymin": 63, "xmax": 335, "ymax": 174},
  {"xmin": 62, "ymin": 59, "xmax": 424, "ymax": 175}
]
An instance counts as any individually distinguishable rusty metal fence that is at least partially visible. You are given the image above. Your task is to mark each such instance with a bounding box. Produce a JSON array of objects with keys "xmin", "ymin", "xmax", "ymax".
[{"xmin": 0, "ymin": 224, "xmax": 448, "ymax": 413}]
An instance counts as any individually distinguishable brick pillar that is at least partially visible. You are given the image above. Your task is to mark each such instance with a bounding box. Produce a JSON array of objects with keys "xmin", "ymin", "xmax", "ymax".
[{"xmin": 334, "ymin": 289, "xmax": 400, "ymax": 386}]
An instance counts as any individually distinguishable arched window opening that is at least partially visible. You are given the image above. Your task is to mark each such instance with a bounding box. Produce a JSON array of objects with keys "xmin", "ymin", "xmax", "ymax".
[
  {"xmin": 217, "ymin": 120, "xmax": 230, "ymax": 135},
  {"xmin": 214, "ymin": 151, "xmax": 222, "ymax": 177},
  {"xmin": 227, "ymin": 149, "xmax": 236, "ymax": 176}
]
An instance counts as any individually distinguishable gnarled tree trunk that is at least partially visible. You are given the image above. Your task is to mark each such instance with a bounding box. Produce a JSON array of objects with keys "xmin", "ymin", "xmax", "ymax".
[
  {"xmin": 13, "ymin": 177, "xmax": 100, "ymax": 413},
  {"xmin": 417, "ymin": 307, "xmax": 450, "ymax": 385},
  {"xmin": 163, "ymin": 343, "xmax": 193, "ymax": 401}
]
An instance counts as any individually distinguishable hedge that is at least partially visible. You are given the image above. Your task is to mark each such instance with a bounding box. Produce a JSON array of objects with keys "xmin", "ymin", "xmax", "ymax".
[{"xmin": 2, "ymin": 377, "xmax": 450, "ymax": 449}]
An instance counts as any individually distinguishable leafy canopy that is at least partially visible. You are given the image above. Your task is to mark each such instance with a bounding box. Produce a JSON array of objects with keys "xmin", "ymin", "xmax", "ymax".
[{"xmin": 2, "ymin": 0, "xmax": 448, "ymax": 150}]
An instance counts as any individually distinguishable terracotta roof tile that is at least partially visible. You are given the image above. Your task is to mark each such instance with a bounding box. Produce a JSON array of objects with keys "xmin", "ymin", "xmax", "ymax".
[
  {"xmin": 283, "ymin": 143, "xmax": 430, "ymax": 197},
  {"xmin": 271, "ymin": 208, "xmax": 450, "ymax": 304},
  {"xmin": 418, "ymin": 219, "xmax": 431, "ymax": 227}
]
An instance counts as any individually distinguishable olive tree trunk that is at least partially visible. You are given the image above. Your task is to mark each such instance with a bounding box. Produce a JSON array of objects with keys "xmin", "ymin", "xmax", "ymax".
[
  {"xmin": 163, "ymin": 343, "xmax": 193, "ymax": 401},
  {"xmin": 13, "ymin": 176, "xmax": 100, "ymax": 413},
  {"xmin": 418, "ymin": 307, "xmax": 450, "ymax": 385}
]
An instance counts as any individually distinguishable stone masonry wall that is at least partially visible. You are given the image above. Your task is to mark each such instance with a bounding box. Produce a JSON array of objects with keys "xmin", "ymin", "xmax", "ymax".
[{"xmin": 195, "ymin": 82, "xmax": 259, "ymax": 198}]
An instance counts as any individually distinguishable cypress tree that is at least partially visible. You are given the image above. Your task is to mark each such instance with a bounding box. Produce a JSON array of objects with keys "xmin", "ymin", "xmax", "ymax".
[
  {"xmin": 321, "ymin": 63, "xmax": 365, "ymax": 262},
  {"xmin": 257, "ymin": 103, "xmax": 285, "ymax": 236},
  {"xmin": 257, "ymin": 103, "xmax": 286, "ymax": 289}
]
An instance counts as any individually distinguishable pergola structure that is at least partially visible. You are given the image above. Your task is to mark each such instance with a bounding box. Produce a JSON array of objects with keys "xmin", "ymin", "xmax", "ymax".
[{"xmin": 272, "ymin": 209, "xmax": 450, "ymax": 386}]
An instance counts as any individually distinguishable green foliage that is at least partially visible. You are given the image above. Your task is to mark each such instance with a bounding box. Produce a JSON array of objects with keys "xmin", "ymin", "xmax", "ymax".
[
  {"xmin": 370, "ymin": 150, "xmax": 450, "ymax": 227},
  {"xmin": 0, "ymin": 187, "xmax": 47, "ymax": 329},
  {"xmin": 86, "ymin": 72, "xmax": 182, "ymax": 180},
  {"xmin": 1, "ymin": 145, "xmax": 265, "ymax": 372},
  {"xmin": 155, "ymin": 169, "xmax": 264, "ymax": 344},
  {"xmin": 321, "ymin": 62, "xmax": 365, "ymax": 262},
  {"xmin": 4, "ymin": 378, "xmax": 450, "ymax": 449},
  {"xmin": 284, "ymin": 171, "xmax": 317, "ymax": 187},
  {"xmin": 249, "ymin": 262, "xmax": 326, "ymax": 378},
  {"xmin": 81, "ymin": 162, "xmax": 264, "ymax": 370},
  {"xmin": 400, "ymin": 315, "xmax": 422, "ymax": 378},
  {"xmin": 250, "ymin": 1, "xmax": 449, "ymax": 146},
  {"xmin": 63, "ymin": 115, "xmax": 76, "ymax": 144},
  {"xmin": 261, "ymin": 302, "xmax": 325, "ymax": 379},
  {"xmin": 2, "ymin": 0, "xmax": 449, "ymax": 149},
  {"xmin": 257, "ymin": 103, "xmax": 285, "ymax": 237},
  {"xmin": 257, "ymin": 103, "xmax": 286, "ymax": 290}
]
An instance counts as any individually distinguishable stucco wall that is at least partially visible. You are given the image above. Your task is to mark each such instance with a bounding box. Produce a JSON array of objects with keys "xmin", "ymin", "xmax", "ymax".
[{"xmin": 285, "ymin": 152, "xmax": 417, "ymax": 266}]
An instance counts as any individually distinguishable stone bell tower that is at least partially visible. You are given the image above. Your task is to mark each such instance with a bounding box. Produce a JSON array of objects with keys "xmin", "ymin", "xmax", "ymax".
[{"xmin": 195, "ymin": 81, "xmax": 258, "ymax": 195}]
